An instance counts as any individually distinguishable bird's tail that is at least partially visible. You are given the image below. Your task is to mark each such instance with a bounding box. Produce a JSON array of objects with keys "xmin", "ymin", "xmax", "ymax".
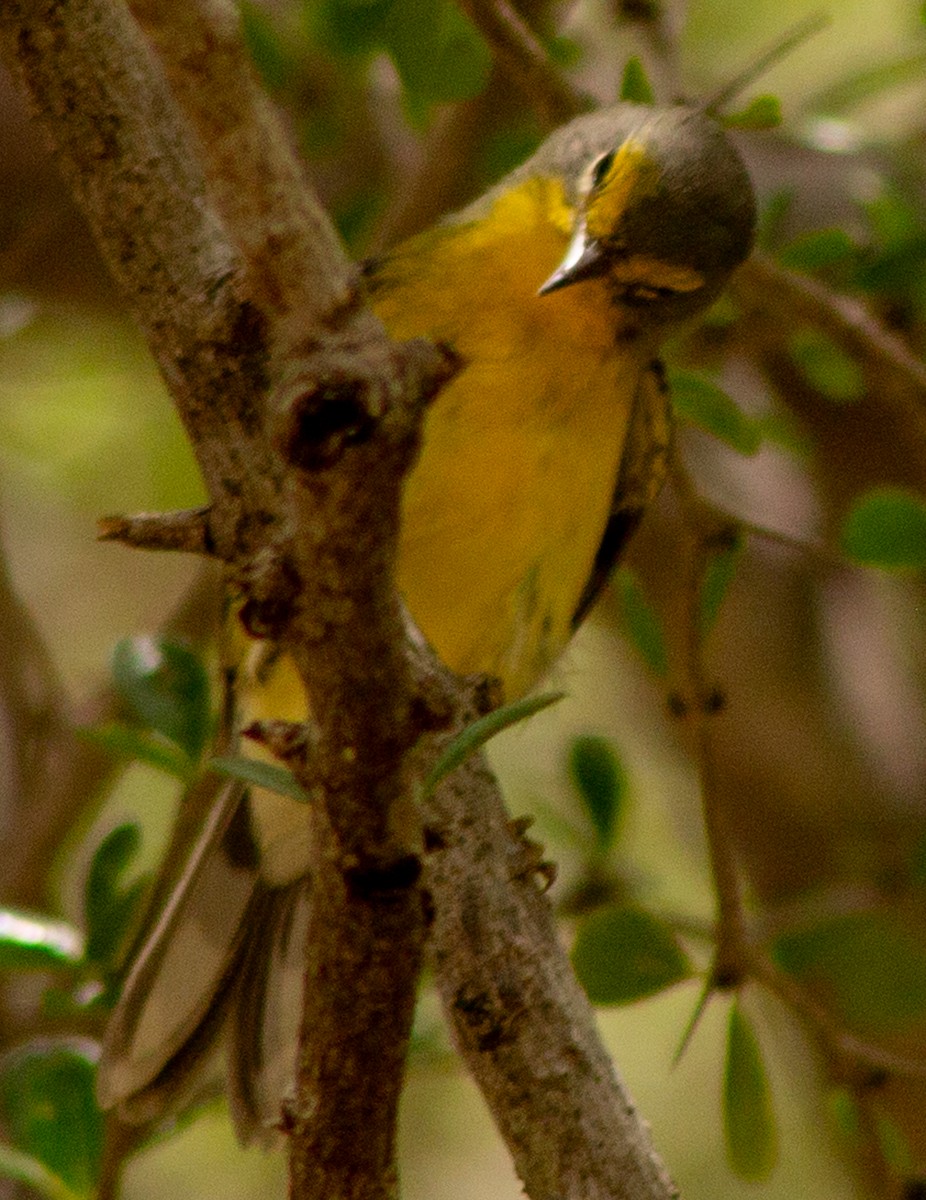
[{"xmin": 96, "ymin": 782, "xmax": 309, "ymax": 1145}]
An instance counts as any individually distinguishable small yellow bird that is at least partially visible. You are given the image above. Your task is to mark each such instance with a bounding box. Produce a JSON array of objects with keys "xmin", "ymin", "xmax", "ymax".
[{"xmin": 97, "ymin": 100, "xmax": 755, "ymax": 1141}]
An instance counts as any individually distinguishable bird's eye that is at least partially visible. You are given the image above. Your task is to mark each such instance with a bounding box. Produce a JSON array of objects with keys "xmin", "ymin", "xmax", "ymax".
[{"xmin": 589, "ymin": 150, "xmax": 615, "ymax": 190}]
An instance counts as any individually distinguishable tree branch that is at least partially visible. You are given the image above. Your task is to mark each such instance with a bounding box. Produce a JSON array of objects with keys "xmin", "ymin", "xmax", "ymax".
[
  {"xmin": 735, "ymin": 254, "xmax": 926, "ymax": 440},
  {"xmin": 125, "ymin": 0, "xmax": 352, "ymax": 332},
  {"xmin": 666, "ymin": 458, "xmax": 750, "ymax": 986},
  {"xmin": 425, "ymin": 753, "xmax": 679, "ymax": 1200},
  {"xmin": 456, "ymin": 0, "xmax": 587, "ymax": 125}
]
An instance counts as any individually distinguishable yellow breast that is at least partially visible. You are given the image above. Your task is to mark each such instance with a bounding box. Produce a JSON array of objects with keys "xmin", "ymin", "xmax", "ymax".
[{"xmin": 374, "ymin": 174, "xmax": 649, "ymax": 697}]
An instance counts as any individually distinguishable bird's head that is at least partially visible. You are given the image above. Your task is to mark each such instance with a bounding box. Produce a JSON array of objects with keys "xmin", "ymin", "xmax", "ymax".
[{"xmin": 539, "ymin": 105, "xmax": 755, "ymax": 324}]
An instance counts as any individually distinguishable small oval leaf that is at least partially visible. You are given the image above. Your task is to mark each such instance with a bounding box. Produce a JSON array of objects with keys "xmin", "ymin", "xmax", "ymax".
[
  {"xmin": 0, "ymin": 1143, "xmax": 79, "ymax": 1200},
  {"xmin": 111, "ymin": 636, "xmax": 211, "ymax": 761},
  {"xmin": 0, "ymin": 1040, "xmax": 103, "ymax": 1196},
  {"xmin": 620, "ymin": 56, "xmax": 655, "ymax": 104},
  {"xmin": 722, "ymin": 94, "xmax": 782, "ymax": 130},
  {"xmin": 614, "ymin": 567, "xmax": 668, "ymax": 678},
  {"xmin": 840, "ymin": 487, "xmax": 926, "ymax": 569},
  {"xmin": 874, "ymin": 1110, "xmax": 916, "ymax": 1174},
  {"xmin": 787, "ymin": 329, "xmax": 865, "ymax": 403},
  {"xmin": 383, "ymin": 0, "xmax": 490, "ymax": 103},
  {"xmin": 669, "ymin": 370, "xmax": 762, "ymax": 455},
  {"xmin": 241, "ymin": 1, "xmax": 289, "ymax": 91},
  {"xmin": 568, "ymin": 735, "xmax": 626, "ymax": 849},
  {"xmin": 572, "ymin": 906, "xmax": 691, "ymax": 1005},
  {"xmin": 700, "ymin": 536, "xmax": 744, "ymax": 633},
  {"xmin": 774, "ymin": 910, "xmax": 926, "ymax": 1031},
  {"xmin": 827, "ymin": 1086, "xmax": 861, "ymax": 1142},
  {"xmin": 0, "ymin": 910, "xmax": 83, "ymax": 973},
  {"xmin": 778, "ymin": 228, "xmax": 856, "ymax": 271},
  {"xmin": 84, "ymin": 825, "xmax": 148, "ymax": 972},
  {"xmin": 723, "ymin": 1002, "xmax": 777, "ymax": 1181},
  {"xmin": 78, "ymin": 723, "xmax": 193, "ymax": 779}
]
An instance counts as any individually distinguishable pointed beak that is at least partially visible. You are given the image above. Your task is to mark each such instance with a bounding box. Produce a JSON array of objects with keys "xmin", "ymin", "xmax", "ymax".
[{"xmin": 538, "ymin": 222, "xmax": 607, "ymax": 295}]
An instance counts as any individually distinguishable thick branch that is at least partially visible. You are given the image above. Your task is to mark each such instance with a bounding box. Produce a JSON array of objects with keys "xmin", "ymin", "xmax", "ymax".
[
  {"xmin": 278, "ymin": 340, "xmax": 450, "ymax": 1200},
  {"xmin": 425, "ymin": 755, "xmax": 679, "ymax": 1200},
  {"xmin": 127, "ymin": 0, "xmax": 352, "ymax": 331}
]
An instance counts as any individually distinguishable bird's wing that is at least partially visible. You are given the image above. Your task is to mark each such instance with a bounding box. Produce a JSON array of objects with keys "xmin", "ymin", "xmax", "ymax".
[{"xmin": 571, "ymin": 357, "xmax": 672, "ymax": 628}]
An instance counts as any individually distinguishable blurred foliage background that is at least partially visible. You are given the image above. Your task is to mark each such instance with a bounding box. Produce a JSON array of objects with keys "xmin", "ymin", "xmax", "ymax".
[{"xmin": 2, "ymin": 0, "xmax": 926, "ymax": 1198}]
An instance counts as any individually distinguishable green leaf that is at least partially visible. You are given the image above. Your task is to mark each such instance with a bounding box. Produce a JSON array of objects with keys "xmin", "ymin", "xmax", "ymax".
[
  {"xmin": 83, "ymin": 825, "xmax": 148, "ymax": 972},
  {"xmin": 307, "ymin": 0, "xmax": 392, "ymax": 58},
  {"xmin": 787, "ymin": 330, "xmax": 865, "ymax": 403},
  {"xmin": 546, "ymin": 34, "xmax": 582, "ymax": 70},
  {"xmin": 240, "ymin": 1, "xmax": 289, "ymax": 91},
  {"xmin": 778, "ymin": 228, "xmax": 856, "ymax": 272},
  {"xmin": 208, "ymin": 755, "xmax": 311, "ymax": 803},
  {"xmin": 874, "ymin": 1110, "xmax": 916, "ymax": 1174},
  {"xmin": 111, "ymin": 636, "xmax": 211, "ymax": 761},
  {"xmin": 722, "ymin": 93, "xmax": 782, "ymax": 130},
  {"xmin": 568, "ymin": 735, "xmax": 626, "ymax": 850},
  {"xmin": 0, "ymin": 1144, "xmax": 79, "ymax": 1200},
  {"xmin": 840, "ymin": 488, "xmax": 926, "ymax": 569},
  {"xmin": 855, "ymin": 233, "xmax": 926, "ymax": 296},
  {"xmin": 669, "ymin": 370, "xmax": 762, "ymax": 455},
  {"xmin": 614, "ymin": 567, "xmax": 667, "ymax": 677},
  {"xmin": 756, "ymin": 408, "xmax": 811, "ymax": 460},
  {"xmin": 572, "ymin": 906, "xmax": 691, "ymax": 1005},
  {"xmin": 0, "ymin": 1041, "xmax": 103, "ymax": 1196},
  {"xmin": 863, "ymin": 188, "xmax": 921, "ymax": 249},
  {"xmin": 383, "ymin": 0, "xmax": 491, "ymax": 103},
  {"xmin": 478, "ymin": 122, "xmax": 543, "ymax": 186},
  {"xmin": 723, "ymin": 1002, "xmax": 777, "ymax": 1181},
  {"xmin": 700, "ymin": 536, "xmax": 744, "ymax": 633},
  {"xmin": 0, "ymin": 910, "xmax": 83, "ymax": 973},
  {"xmin": 423, "ymin": 691, "xmax": 565, "ymax": 797},
  {"xmin": 620, "ymin": 56, "xmax": 655, "ymax": 105},
  {"xmin": 827, "ymin": 1086, "xmax": 861, "ymax": 1142},
  {"xmin": 78, "ymin": 722, "xmax": 194, "ymax": 779},
  {"xmin": 773, "ymin": 910, "xmax": 926, "ymax": 1031},
  {"xmin": 756, "ymin": 189, "xmax": 794, "ymax": 251}
]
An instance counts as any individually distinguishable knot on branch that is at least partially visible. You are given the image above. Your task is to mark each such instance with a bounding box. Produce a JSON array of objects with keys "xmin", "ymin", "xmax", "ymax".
[
  {"xmin": 237, "ymin": 540, "xmax": 300, "ymax": 640},
  {"xmin": 279, "ymin": 372, "xmax": 379, "ymax": 470},
  {"xmin": 272, "ymin": 336, "xmax": 459, "ymax": 472},
  {"xmin": 242, "ymin": 717, "xmax": 316, "ymax": 769},
  {"xmin": 343, "ymin": 852, "xmax": 423, "ymax": 899}
]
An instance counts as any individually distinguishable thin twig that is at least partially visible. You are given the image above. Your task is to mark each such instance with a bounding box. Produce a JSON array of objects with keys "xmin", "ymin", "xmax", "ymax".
[
  {"xmin": 668, "ymin": 456, "xmax": 750, "ymax": 984},
  {"xmin": 735, "ymin": 255, "xmax": 926, "ymax": 440},
  {"xmin": 456, "ymin": 0, "xmax": 586, "ymax": 125},
  {"xmin": 98, "ymin": 507, "xmax": 215, "ymax": 555}
]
